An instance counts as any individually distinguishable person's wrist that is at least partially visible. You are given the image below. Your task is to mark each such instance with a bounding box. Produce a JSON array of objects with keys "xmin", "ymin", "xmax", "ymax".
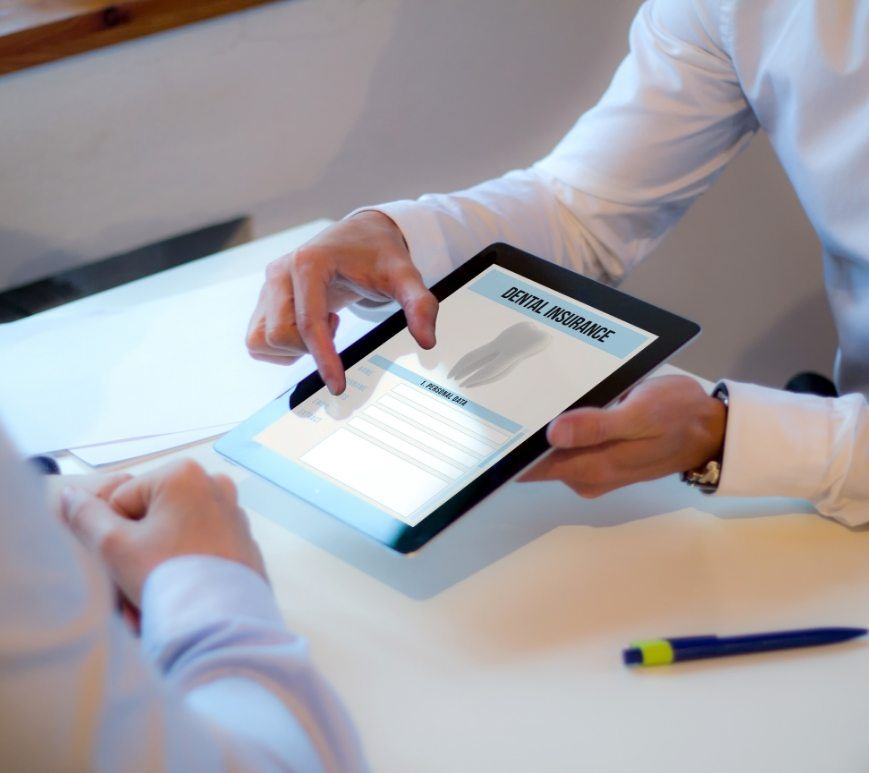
[
  {"xmin": 682, "ymin": 383, "xmax": 729, "ymax": 493},
  {"xmin": 348, "ymin": 209, "xmax": 409, "ymax": 251},
  {"xmin": 111, "ymin": 536, "xmax": 266, "ymax": 606},
  {"xmin": 140, "ymin": 555, "xmax": 281, "ymax": 667},
  {"xmin": 697, "ymin": 394, "xmax": 727, "ymax": 464}
]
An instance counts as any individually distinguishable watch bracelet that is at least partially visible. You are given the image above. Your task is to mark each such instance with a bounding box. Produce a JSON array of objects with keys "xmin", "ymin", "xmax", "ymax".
[{"xmin": 680, "ymin": 381, "xmax": 729, "ymax": 493}]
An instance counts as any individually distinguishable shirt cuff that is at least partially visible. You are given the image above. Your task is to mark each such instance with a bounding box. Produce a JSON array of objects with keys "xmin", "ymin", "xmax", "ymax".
[
  {"xmin": 140, "ymin": 555, "xmax": 285, "ymax": 667},
  {"xmin": 717, "ymin": 380, "xmax": 834, "ymax": 504},
  {"xmin": 346, "ymin": 202, "xmax": 454, "ymax": 288}
]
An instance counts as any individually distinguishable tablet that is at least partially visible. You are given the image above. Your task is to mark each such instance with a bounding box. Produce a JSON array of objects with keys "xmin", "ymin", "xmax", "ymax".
[{"xmin": 216, "ymin": 243, "xmax": 699, "ymax": 553}]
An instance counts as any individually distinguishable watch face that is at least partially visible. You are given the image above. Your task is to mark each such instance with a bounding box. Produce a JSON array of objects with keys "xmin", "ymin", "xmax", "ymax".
[{"xmin": 681, "ymin": 460, "xmax": 721, "ymax": 494}]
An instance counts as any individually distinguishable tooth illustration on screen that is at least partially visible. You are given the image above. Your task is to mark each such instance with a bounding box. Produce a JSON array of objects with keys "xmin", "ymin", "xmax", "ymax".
[{"xmin": 448, "ymin": 321, "xmax": 552, "ymax": 388}]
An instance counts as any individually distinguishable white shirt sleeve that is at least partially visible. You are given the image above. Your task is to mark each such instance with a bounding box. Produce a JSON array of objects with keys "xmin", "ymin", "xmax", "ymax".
[
  {"xmin": 718, "ymin": 383, "xmax": 869, "ymax": 527},
  {"xmin": 0, "ymin": 427, "xmax": 366, "ymax": 773},
  {"xmin": 359, "ymin": 0, "xmax": 869, "ymax": 522},
  {"xmin": 368, "ymin": 0, "xmax": 758, "ymax": 287}
]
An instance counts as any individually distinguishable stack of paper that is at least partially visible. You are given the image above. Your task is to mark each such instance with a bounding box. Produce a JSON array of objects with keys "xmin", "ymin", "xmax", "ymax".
[{"xmin": 0, "ymin": 223, "xmax": 376, "ymax": 465}]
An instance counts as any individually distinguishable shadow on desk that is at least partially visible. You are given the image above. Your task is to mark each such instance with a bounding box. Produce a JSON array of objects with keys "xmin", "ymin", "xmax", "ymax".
[{"xmin": 239, "ymin": 473, "xmax": 814, "ymax": 600}]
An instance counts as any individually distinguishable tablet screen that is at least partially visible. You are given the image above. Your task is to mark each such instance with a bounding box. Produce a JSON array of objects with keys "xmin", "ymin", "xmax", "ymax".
[{"xmin": 253, "ymin": 265, "xmax": 656, "ymax": 528}]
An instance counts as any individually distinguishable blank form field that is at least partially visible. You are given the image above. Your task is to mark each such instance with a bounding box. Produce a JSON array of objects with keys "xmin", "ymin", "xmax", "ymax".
[
  {"xmin": 377, "ymin": 395, "xmax": 492, "ymax": 457},
  {"xmin": 301, "ymin": 429, "xmax": 447, "ymax": 518},
  {"xmin": 348, "ymin": 416, "xmax": 464, "ymax": 479},
  {"xmin": 393, "ymin": 383, "xmax": 510, "ymax": 445},
  {"xmin": 364, "ymin": 405, "xmax": 480, "ymax": 467}
]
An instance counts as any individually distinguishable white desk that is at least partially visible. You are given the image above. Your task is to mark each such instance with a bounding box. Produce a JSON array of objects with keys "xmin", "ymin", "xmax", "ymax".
[{"xmin": 45, "ymin": 223, "xmax": 869, "ymax": 772}]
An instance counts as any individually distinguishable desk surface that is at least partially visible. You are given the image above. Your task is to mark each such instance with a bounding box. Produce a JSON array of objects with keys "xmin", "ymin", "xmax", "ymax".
[{"xmin": 55, "ymin": 223, "xmax": 869, "ymax": 772}]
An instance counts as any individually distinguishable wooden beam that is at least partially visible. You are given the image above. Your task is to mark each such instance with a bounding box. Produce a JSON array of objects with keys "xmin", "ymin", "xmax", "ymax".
[{"xmin": 0, "ymin": 0, "xmax": 285, "ymax": 75}]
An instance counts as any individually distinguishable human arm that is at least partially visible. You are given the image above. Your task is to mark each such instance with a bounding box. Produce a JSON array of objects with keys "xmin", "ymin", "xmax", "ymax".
[
  {"xmin": 375, "ymin": 0, "xmax": 758, "ymax": 280},
  {"xmin": 519, "ymin": 375, "xmax": 727, "ymax": 498},
  {"xmin": 0, "ymin": 432, "xmax": 364, "ymax": 772},
  {"xmin": 521, "ymin": 376, "xmax": 869, "ymax": 526},
  {"xmin": 245, "ymin": 0, "xmax": 757, "ymax": 390}
]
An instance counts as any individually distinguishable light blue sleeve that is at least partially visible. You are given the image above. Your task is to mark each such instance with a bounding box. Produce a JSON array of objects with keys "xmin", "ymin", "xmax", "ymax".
[
  {"xmin": 0, "ymin": 427, "xmax": 366, "ymax": 773},
  {"xmin": 140, "ymin": 556, "xmax": 366, "ymax": 773}
]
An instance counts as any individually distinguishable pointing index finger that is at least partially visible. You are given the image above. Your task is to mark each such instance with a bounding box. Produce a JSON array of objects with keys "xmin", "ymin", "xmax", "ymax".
[{"xmin": 291, "ymin": 260, "xmax": 345, "ymax": 395}]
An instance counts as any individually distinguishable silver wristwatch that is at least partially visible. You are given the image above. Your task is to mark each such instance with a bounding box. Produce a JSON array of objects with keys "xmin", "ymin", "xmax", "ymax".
[{"xmin": 680, "ymin": 382, "xmax": 729, "ymax": 494}]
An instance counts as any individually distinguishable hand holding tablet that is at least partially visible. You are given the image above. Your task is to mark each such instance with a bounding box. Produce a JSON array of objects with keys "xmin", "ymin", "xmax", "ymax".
[
  {"xmin": 223, "ymin": 243, "xmax": 699, "ymax": 552},
  {"xmin": 522, "ymin": 374, "xmax": 726, "ymax": 498}
]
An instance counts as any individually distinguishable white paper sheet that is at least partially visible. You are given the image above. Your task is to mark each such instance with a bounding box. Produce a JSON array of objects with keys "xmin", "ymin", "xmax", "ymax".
[
  {"xmin": 70, "ymin": 423, "xmax": 238, "ymax": 467},
  {"xmin": 0, "ymin": 272, "xmax": 375, "ymax": 455}
]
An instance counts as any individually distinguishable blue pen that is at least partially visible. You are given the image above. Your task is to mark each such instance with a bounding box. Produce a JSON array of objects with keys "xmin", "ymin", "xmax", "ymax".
[{"xmin": 623, "ymin": 627, "xmax": 867, "ymax": 667}]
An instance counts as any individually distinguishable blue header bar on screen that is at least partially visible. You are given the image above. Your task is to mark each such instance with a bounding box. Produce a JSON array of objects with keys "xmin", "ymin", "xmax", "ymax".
[
  {"xmin": 468, "ymin": 269, "xmax": 650, "ymax": 358},
  {"xmin": 368, "ymin": 354, "xmax": 522, "ymax": 434}
]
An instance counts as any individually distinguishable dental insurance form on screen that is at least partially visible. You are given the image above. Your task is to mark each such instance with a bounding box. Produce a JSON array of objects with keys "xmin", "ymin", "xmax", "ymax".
[{"xmin": 255, "ymin": 266, "xmax": 657, "ymax": 527}]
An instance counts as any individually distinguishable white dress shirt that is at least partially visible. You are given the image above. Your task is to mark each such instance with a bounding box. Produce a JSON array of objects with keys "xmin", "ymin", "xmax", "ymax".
[
  {"xmin": 0, "ymin": 428, "xmax": 366, "ymax": 772},
  {"xmin": 367, "ymin": 0, "xmax": 869, "ymax": 525}
]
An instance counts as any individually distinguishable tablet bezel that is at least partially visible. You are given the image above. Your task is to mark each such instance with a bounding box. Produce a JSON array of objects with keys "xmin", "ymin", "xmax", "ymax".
[{"xmin": 216, "ymin": 243, "xmax": 700, "ymax": 553}]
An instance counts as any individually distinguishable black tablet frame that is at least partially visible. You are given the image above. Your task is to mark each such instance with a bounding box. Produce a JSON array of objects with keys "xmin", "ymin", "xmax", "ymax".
[{"xmin": 226, "ymin": 243, "xmax": 699, "ymax": 553}]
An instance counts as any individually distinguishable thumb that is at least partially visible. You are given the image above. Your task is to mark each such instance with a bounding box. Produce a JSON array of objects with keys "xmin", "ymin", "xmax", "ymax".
[
  {"xmin": 61, "ymin": 486, "xmax": 130, "ymax": 554},
  {"xmin": 547, "ymin": 403, "xmax": 640, "ymax": 449}
]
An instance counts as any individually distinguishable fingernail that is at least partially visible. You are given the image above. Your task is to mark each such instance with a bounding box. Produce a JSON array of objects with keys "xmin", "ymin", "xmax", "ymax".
[{"xmin": 548, "ymin": 421, "xmax": 570, "ymax": 447}]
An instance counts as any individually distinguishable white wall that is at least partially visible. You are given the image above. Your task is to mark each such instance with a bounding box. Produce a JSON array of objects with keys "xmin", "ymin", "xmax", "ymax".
[{"xmin": 0, "ymin": 0, "xmax": 837, "ymax": 385}]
